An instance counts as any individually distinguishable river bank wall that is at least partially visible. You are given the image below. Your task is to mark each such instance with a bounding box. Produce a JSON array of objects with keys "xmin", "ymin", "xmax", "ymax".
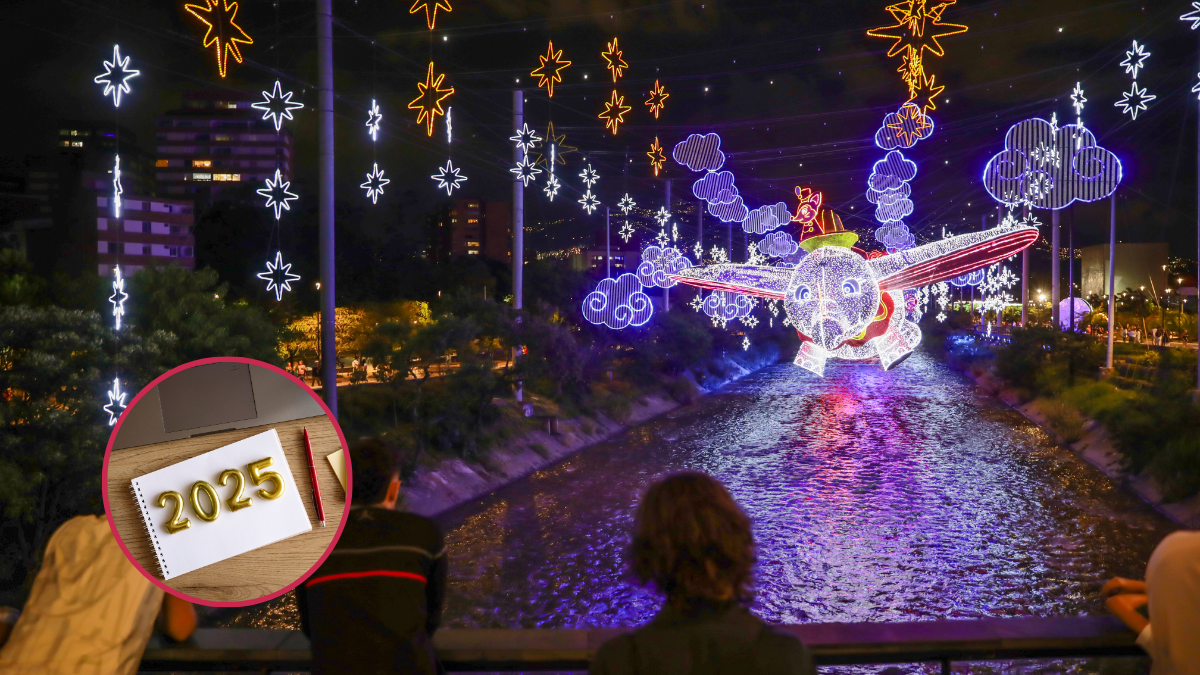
[
  {"xmin": 404, "ymin": 345, "xmax": 782, "ymax": 517},
  {"xmin": 957, "ymin": 349, "xmax": 1200, "ymax": 528}
]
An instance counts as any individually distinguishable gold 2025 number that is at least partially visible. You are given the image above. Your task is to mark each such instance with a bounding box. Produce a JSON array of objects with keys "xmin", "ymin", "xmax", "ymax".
[{"xmin": 156, "ymin": 458, "xmax": 284, "ymax": 534}]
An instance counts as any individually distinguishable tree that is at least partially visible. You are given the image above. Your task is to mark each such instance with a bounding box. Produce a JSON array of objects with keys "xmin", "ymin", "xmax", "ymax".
[
  {"xmin": 0, "ymin": 306, "xmax": 174, "ymax": 604},
  {"xmin": 127, "ymin": 266, "xmax": 283, "ymax": 366}
]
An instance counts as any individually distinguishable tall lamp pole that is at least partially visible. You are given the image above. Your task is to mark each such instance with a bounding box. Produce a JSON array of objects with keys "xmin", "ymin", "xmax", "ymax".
[
  {"xmin": 317, "ymin": 0, "xmax": 337, "ymax": 415},
  {"xmin": 1106, "ymin": 194, "xmax": 1116, "ymax": 369}
]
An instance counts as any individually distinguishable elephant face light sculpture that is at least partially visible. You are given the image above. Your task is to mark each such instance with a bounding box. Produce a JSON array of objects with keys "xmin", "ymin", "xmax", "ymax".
[{"xmin": 670, "ymin": 223, "xmax": 1038, "ymax": 377}]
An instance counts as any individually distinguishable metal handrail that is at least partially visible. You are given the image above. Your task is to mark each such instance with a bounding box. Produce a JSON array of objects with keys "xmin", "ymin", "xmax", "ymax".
[{"xmin": 139, "ymin": 616, "xmax": 1142, "ymax": 673}]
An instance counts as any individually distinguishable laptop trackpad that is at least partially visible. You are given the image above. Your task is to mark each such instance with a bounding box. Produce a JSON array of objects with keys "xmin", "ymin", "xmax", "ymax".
[{"xmin": 158, "ymin": 362, "xmax": 258, "ymax": 433}]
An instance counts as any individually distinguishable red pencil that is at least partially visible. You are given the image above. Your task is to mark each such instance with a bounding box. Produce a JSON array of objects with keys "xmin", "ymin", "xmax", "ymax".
[{"xmin": 303, "ymin": 427, "xmax": 326, "ymax": 527}]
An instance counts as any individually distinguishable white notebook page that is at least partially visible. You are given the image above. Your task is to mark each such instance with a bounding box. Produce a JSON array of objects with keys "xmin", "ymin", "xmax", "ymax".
[{"xmin": 130, "ymin": 429, "xmax": 313, "ymax": 580}]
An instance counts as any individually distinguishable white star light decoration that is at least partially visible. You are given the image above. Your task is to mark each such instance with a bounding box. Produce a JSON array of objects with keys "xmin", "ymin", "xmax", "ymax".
[
  {"xmin": 1070, "ymin": 82, "xmax": 1087, "ymax": 117},
  {"xmin": 431, "ymin": 160, "xmax": 467, "ymax": 196},
  {"xmin": 365, "ymin": 99, "xmax": 382, "ymax": 141},
  {"xmin": 1115, "ymin": 81, "xmax": 1155, "ymax": 120},
  {"xmin": 511, "ymin": 155, "xmax": 542, "ymax": 187},
  {"xmin": 654, "ymin": 207, "xmax": 670, "ymax": 227},
  {"xmin": 671, "ymin": 222, "xmax": 679, "ymax": 242},
  {"xmin": 579, "ymin": 164, "xmax": 599, "ymax": 188},
  {"xmin": 360, "ymin": 163, "xmax": 390, "ymax": 204},
  {"xmin": 252, "ymin": 81, "xmax": 305, "ymax": 132},
  {"xmin": 103, "ymin": 377, "xmax": 126, "ymax": 426},
  {"xmin": 510, "ymin": 124, "xmax": 542, "ymax": 154},
  {"xmin": 1120, "ymin": 40, "xmax": 1150, "ymax": 80},
  {"xmin": 109, "ymin": 265, "xmax": 128, "ymax": 330},
  {"xmin": 693, "ymin": 241, "xmax": 704, "ymax": 260},
  {"xmin": 258, "ymin": 251, "xmax": 302, "ymax": 301},
  {"xmin": 618, "ymin": 193, "xmax": 636, "ymax": 214},
  {"xmin": 1182, "ymin": 3, "xmax": 1200, "ymax": 30},
  {"xmin": 94, "ymin": 45, "xmax": 140, "ymax": 107},
  {"xmin": 258, "ymin": 169, "xmax": 299, "ymax": 219},
  {"xmin": 1030, "ymin": 141, "xmax": 1060, "ymax": 169},
  {"xmin": 619, "ymin": 221, "xmax": 634, "ymax": 242},
  {"xmin": 578, "ymin": 189, "xmax": 600, "ymax": 214},
  {"xmin": 543, "ymin": 173, "xmax": 560, "ymax": 200},
  {"xmin": 112, "ymin": 154, "xmax": 123, "ymax": 219},
  {"xmin": 655, "ymin": 229, "xmax": 669, "ymax": 247},
  {"xmin": 742, "ymin": 336, "xmax": 750, "ymax": 351}
]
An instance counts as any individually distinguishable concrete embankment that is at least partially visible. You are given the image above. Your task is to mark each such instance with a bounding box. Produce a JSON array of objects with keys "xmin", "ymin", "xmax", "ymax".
[
  {"xmin": 963, "ymin": 369, "xmax": 1200, "ymax": 528},
  {"xmin": 404, "ymin": 346, "xmax": 781, "ymax": 517}
]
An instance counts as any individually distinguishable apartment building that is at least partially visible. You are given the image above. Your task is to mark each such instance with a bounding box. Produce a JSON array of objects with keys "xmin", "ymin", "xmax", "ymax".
[
  {"xmin": 429, "ymin": 199, "xmax": 512, "ymax": 262},
  {"xmin": 95, "ymin": 193, "xmax": 195, "ymax": 276}
]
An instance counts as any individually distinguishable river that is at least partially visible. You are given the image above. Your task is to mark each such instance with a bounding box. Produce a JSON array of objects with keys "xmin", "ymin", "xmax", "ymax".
[{"xmin": 221, "ymin": 349, "xmax": 1176, "ymax": 638}]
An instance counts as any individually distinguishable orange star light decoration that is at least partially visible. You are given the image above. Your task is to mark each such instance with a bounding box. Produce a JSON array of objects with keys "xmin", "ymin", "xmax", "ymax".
[
  {"xmin": 602, "ymin": 38, "xmax": 629, "ymax": 82},
  {"xmin": 598, "ymin": 90, "xmax": 632, "ymax": 135},
  {"xmin": 886, "ymin": 102, "xmax": 933, "ymax": 145},
  {"xmin": 410, "ymin": 0, "xmax": 452, "ymax": 30},
  {"xmin": 866, "ymin": 0, "xmax": 967, "ymax": 113},
  {"xmin": 184, "ymin": 0, "xmax": 253, "ymax": 78},
  {"xmin": 647, "ymin": 137, "xmax": 666, "ymax": 176},
  {"xmin": 408, "ymin": 62, "xmax": 454, "ymax": 137},
  {"xmin": 645, "ymin": 79, "xmax": 669, "ymax": 119},
  {"xmin": 531, "ymin": 41, "xmax": 571, "ymax": 98}
]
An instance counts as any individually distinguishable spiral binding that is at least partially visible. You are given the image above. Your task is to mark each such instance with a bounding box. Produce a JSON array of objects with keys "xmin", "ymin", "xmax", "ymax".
[{"xmin": 130, "ymin": 481, "xmax": 168, "ymax": 578}]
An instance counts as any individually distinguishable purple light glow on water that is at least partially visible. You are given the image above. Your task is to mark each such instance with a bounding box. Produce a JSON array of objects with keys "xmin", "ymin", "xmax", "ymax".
[{"xmin": 438, "ymin": 351, "xmax": 1174, "ymax": 629}]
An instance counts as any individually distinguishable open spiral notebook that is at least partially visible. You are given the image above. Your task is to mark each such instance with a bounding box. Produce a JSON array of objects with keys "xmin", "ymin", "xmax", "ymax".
[{"xmin": 129, "ymin": 429, "xmax": 313, "ymax": 581}]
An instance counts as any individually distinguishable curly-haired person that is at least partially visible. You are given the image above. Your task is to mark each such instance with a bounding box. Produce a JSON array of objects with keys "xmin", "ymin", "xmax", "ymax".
[{"xmin": 590, "ymin": 471, "xmax": 815, "ymax": 675}]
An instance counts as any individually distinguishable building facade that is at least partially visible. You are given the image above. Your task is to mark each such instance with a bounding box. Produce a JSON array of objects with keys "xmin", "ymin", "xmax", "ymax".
[
  {"xmin": 429, "ymin": 199, "xmax": 512, "ymax": 262},
  {"xmin": 96, "ymin": 194, "xmax": 195, "ymax": 276},
  {"xmin": 154, "ymin": 90, "xmax": 294, "ymax": 200}
]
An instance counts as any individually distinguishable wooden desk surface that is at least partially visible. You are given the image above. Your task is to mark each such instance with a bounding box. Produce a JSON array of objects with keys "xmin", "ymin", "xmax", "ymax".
[{"xmin": 106, "ymin": 415, "xmax": 346, "ymax": 604}]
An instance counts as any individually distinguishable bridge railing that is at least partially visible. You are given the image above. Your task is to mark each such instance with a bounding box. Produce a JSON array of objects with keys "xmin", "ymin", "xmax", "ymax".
[{"xmin": 139, "ymin": 616, "xmax": 1142, "ymax": 673}]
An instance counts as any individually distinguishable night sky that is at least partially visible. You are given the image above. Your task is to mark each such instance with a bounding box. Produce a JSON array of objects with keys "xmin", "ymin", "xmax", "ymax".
[{"xmin": 3, "ymin": 0, "xmax": 1199, "ymax": 258}]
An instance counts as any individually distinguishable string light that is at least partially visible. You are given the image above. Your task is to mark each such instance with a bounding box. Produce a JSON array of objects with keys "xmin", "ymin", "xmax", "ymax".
[
  {"xmin": 582, "ymin": 273, "xmax": 653, "ymax": 329},
  {"xmin": 1114, "ymin": 81, "xmax": 1155, "ymax": 120},
  {"xmin": 531, "ymin": 41, "xmax": 571, "ymax": 98},
  {"xmin": 103, "ymin": 377, "xmax": 126, "ymax": 426},
  {"xmin": 446, "ymin": 107, "xmax": 452, "ymax": 144},
  {"xmin": 1071, "ymin": 82, "xmax": 1087, "ymax": 119},
  {"xmin": 637, "ymin": 245, "xmax": 692, "ymax": 288},
  {"xmin": 408, "ymin": 62, "xmax": 454, "ymax": 137},
  {"xmin": 645, "ymin": 79, "xmax": 669, "ymax": 119},
  {"xmin": 252, "ymin": 80, "xmax": 304, "ymax": 132},
  {"xmin": 511, "ymin": 155, "xmax": 542, "ymax": 187},
  {"xmin": 112, "ymin": 155, "xmax": 123, "ymax": 219},
  {"xmin": 655, "ymin": 229, "xmax": 670, "ymax": 247},
  {"xmin": 257, "ymin": 168, "xmax": 298, "ymax": 220},
  {"xmin": 510, "ymin": 123, "xmax": 543, "ymax": 154},
  {"xmin": 257, "ymin": 251, "xmax": 302, "ymax": 301},
  {"xmin": 866, "ymin": 0, "xmax": 967, "ymax": 113},
  {"xmin": 543, "ymin": 173, "xmax": 560, "ymax": 200},
  {"xmin": 598, "ymin": 90, "xmax": 632, "ymax": 135},
  {"xmin": 410, "ymin": 0, "xmax": 452, "ymax": 30},
  {"xmin": 619, "ymin": 221, "xmax": 635, "ymax": 242},
  {"xmin": 579, "ymin": 164, "xmax": 600, "ymax": 188},
  {"xmin": 366, "ymin": 99, "xmax": 382, "ymax": 141},
  {"xmin": 109, "ymin": 265, "xmax": 127, "ymax": 330},
  {"xmin": 94, "ymin": 45, "xmax": 139, "ymax": 107},
  {"xmin": 647, "ymin": 138, "xmax": 666, "ymax": 176},
  {"xmin": 184, "ymin": 0, "xmax": 253, "ymax": 78},
  {"xmin": 618, "ymin": 194, "xmax": 636, "ymax": 214},
  {"xmin": 601, "ymin": 38, "xmax": 629, "ymax": 82},
  {"xmin": 1182, "ymin": 2, "xmax": 1200, "ymax": 30},
  {"xmin": 982, "ymin": 117, "xmax": 1122, "ymax": 208},
  {"xmin": 579, "ymin": 189, "xmax": 600, "ymax": 214},
  {"xmin": 654, "ymin": 207, "xmax": 671, "ymax": 227},
  {"xmin": 360, "ymin": 163, "xmax": 390, "ymax": 204},
  {"xmin": 431, "ymin": 160, "xmax": 467, "ymax": 196},
  {"xmin": 1119, "ymin": 40, "xmax": 1150, "ymax": 80}
]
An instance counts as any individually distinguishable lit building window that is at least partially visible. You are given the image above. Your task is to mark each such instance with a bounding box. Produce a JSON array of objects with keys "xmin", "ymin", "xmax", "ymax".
[
  {"xmin": 467, "ymin": 219, "xmax": 479, "ymax": 224},
  {"xmin": 466, "ymin": 241, "xmax": 480, "ymax": 247},
  {"xmin": 59, "ymin": 141, "xmax": 70, "ymax": 147},
  {"xmin": 71, "ymin": 141, "xmax": 83, "ymax": 147},
  {"xmin": 156, "ymin": 159, "xmax": 169, "ymax": 167},
  {"xmin": 193, "ymin": 159, "xmax": 212, "ymax": 168},
  {"xmin": 214, "ymin": 135, "xmax": 230, "ymax": 141},
  {"xmin": 212, "ymin": 174, "xmax": 241, "ymax": 182},
  {"xmin": 467, "ymin": 250, "xmax": 479, "ymax": 255},
  {"xmin": 192, "ymin": 173, "xmax": 212, "ymax": 181},
  {"xmin": 226, "ymin": 102, "xmax": 238, "ymax": 109}
]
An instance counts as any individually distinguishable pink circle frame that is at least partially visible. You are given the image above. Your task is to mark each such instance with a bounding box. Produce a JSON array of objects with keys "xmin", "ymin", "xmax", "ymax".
[{"xmin": 102, "ymin": 356, "xmax": 354, "ymax": 607}]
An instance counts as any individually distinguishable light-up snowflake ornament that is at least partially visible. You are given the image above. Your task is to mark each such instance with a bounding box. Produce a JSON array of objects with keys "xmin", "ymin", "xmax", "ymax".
[
  {"xmin": 94, "ymin": 45, "xmax": 140, "ymax": 107},
  {"xmin": 742, "ymin": 336, "xmax": 751, "ymax": 351},
  {"xmin": 431, "ymin": 160, "xmax": 467, "ymax": 196},
  {"xmin": 578, "ymin": 189, "xmax": 600, "ymax": 214},
  {"xmin": 708, "ymin": 246, "xmax": 729, "ymax": 264},
  {"xmin": 257, "ymin": 251, "xmax": 302, "ymax": 301},
  {"xmin": 1029, "ymin": 142, "xmax": 1060, "ymax": 169},
  {"xmin": 252, "ymin": 80, "xmax": 305, "ymax": 132}
]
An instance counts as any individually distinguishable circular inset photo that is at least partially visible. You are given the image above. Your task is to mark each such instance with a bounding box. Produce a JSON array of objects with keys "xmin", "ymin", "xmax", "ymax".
[{"xmin": 102, "ymin": 357, "xmax": 352, "ymax": 606}]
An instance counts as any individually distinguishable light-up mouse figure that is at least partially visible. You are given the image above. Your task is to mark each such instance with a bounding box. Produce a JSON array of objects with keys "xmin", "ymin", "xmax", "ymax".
[{"xmin": 670, "ymin": 209, "xmax": 1037, "ymax": 376}]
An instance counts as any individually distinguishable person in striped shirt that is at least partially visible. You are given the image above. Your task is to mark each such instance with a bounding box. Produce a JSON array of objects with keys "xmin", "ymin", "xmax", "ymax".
[{"xmin": 298, "ymin": 439, "xmax": 447, "ymax": 675}]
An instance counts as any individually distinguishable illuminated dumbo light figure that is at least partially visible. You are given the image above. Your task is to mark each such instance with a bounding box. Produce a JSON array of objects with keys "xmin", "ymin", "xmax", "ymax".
[{"xmin": 670, "ymin": 214, "xmax": 1038, "ymax": 376}]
